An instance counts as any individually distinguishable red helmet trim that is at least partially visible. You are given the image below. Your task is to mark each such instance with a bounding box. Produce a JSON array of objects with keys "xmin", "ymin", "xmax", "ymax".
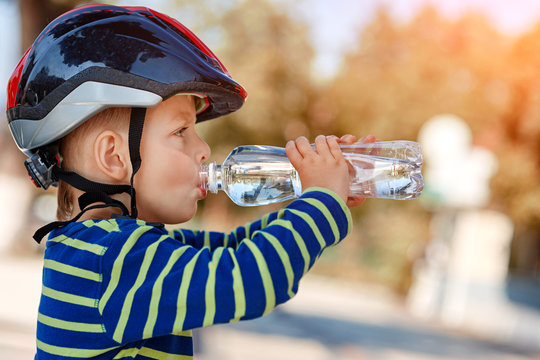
[{"xmin": 6, "ymin": 47, "xmax": 32, "ymax": 111}]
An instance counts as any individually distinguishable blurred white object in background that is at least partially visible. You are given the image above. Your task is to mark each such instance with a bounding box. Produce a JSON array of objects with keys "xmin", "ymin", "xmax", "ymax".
[
  {"xmin": 418, "ymin": 113, "xmax": 498, "ymax": 208},
  {"xmin": 407, "ymin": 114, "xmax": 540, "ymax": 350}
]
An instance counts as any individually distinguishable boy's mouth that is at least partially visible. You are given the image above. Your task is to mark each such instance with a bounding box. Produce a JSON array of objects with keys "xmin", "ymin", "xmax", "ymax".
[{"xmin": 199, "ymin": 186, "xmax": 207, "ymax": 198}]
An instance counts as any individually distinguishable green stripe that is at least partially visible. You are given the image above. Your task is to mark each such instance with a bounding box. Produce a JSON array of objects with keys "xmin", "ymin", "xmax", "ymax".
[
  {"xmin": 300, "ymin": 198, "xmax": 340, "ymax": 244},
  {"xmin": 83, "ymin": 219, "xmax": 121, "ymax": 233},
  {"xmin": 244, "ymin": 221, "xmax": 252, "ymax": 238},
  {"xmin": 113, "ymin": 234, "xmax": 165, "ymax": 342},
  {"xmin": 202, "ymin": 247, "xmax": 224, "ymax": 327},
  {"xmin": 38, "ymin": 312, "xmax": 104, "ymax": 333},
  {"xmin": 254, "ymin": 230, "xmax": 296, "ymax": 298},
  {"xmin": 269, "ymin": 218, "xmax": 311, "ymax": 275},
  {"xmin": 138, "ymin": 347, "xmax": 192, "ymax": 360},
  {"xmin": 261, "ymin": 213, "xmax": 270, "ymax": 228},
  {"xmin": 287, "ymin": 208, "xmax": 326, "ymax": 252},
  {"xmin": 304, "ymin": 187, "xmax": 352, "ymax": 235},
  {"xmin": 95, "ymin": 219, "xmax": 120, "ymax": 232},
  {"xmin": 203, "ymin": 231, "xmax": 211, "ymax": 248},
  {"xmin": 37, "ymin": 340, "xmax": 115, "ymax": 357},
  {"xmin": 42, "ymin": 285, "xmax": 97, "ymax": 307},
  {"xmin": 242, "ymin": 240, "xmax": 275, "ymax": 315},
  {"xmin": 259, "ymin": 217, "xmax": 311, "ymax": 275},
  {"xmin": 113, "ymin": 341, "xmax": 193, "ymax": 360},
  {"xmin": 48, "ymin": 235, "xmax": 107, "ymax": 255},
  {"xmin": 143, "ymin": 246, "xmax": 190, "ymax": 338},
  {"xmin": 173, "ymin": 250, "xmax": 203, "ymax": 330},
  {"xmin": 228, "ymin": 249, "xmax": 246, "ymax": 321},
  {"xmin": 113, "ymin": 347, "xmax": 140, "ymax": 359},
  {"xmin": 44, "ymin": 259, "xmax": 101, "ymax": 282},
  {"xmin": 227, "ymin": 248, "xmax": 246, "ymax": 322},
  {"xmin": 99, "ymin": 225, "xmax": 153, "ymax": 313},
  {"xmin": 169, "ymin": 229, "xmax": 186, "ymax": 243},
  {"xmin": 231, "ymin": 228, "xmax": 238, "ymax": 244}
]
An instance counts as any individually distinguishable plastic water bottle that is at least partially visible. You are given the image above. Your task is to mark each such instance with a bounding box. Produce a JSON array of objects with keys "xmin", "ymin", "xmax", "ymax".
[{"xmin": 199, "ymin": 141, "xmax": 423, "ymax": 206}]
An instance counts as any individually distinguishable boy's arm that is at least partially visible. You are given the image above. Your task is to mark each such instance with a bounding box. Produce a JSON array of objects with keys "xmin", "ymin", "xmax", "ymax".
[
  {"xmin": 168, "ymin": 224, "xmax": 257, "ymax": 251},
  {"xmin": 98, "ymin": 187, "xmax": 352, "ymax": 344},
  {"xmin": 168, "ymin": 215, "xmax": 283, "ymax": 251}
]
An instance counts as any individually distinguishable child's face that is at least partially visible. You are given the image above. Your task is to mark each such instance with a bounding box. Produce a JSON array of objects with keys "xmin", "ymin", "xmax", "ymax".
[{"xmin": 134, "ymin": 95, "xmax": 211, "ymax": 224}]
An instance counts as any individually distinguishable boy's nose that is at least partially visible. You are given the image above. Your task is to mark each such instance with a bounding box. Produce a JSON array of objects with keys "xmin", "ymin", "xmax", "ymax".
[{"xmin": 197, "ymin": 138, "xmax": 211, "ymax": 163}]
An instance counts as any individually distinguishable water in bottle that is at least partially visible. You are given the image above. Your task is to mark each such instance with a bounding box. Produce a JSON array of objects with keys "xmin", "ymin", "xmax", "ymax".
[{"xmin": 199, "ymin": 141, "xmax": 423, "ymax": 206}]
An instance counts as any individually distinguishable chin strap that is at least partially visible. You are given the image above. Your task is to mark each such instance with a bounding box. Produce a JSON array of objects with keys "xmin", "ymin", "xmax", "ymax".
[
  {"xmin": 33, "ymin": 192, "xmax": 130, "ymax": 243},
  {"xmin": 32, "ymin": 107, "xmax": 147, "ymax": 244}
]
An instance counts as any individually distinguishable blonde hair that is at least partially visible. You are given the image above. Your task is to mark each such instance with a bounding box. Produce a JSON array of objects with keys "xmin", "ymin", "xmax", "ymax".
[{"xmin": 56, "ymin": 107, "xmax": 131, "ymax": 220}]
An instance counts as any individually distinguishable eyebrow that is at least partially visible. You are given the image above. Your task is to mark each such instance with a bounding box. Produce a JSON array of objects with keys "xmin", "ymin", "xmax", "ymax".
[{"xmin": 170, "ymin": 112, "xmax": 195, "ymax": 126}]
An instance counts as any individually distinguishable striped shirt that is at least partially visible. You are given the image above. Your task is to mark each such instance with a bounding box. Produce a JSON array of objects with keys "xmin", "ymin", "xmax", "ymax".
[{"xmin": 36, "ymin": 188, "xmax": 352, "ymax": 359}]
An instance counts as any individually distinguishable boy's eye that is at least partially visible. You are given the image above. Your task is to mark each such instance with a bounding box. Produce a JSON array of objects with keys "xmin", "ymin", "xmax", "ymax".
[{"xmin": 175, "ymin": 128, "xmax": 187, "ymax": 137}]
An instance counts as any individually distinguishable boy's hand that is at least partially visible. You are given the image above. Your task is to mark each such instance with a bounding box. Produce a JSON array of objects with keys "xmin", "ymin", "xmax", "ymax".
[{"xmin": 286, "ymin": 135, "xmax": 349, "ymax": 203}]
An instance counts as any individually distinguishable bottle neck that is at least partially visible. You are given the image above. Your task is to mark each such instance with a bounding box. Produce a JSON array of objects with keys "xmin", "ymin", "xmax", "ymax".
[{"xmin": 200, "ymin": 162, "xmax": 222, "ymax": 194}]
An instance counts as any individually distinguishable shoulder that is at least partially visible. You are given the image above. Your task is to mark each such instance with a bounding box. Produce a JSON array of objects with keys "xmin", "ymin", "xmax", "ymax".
[{"xmin": 47, "ymin": 218, "xmax": 170, "ymax": 249}]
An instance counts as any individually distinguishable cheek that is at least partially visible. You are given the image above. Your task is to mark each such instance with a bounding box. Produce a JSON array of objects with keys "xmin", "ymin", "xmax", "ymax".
[
  {"xmin": 156, "ymin": 152, "xmax": 195, "ymax": 188},
  {"xmin": 138, "ymin": 138, "xmax": 197, "ymax": 191}
]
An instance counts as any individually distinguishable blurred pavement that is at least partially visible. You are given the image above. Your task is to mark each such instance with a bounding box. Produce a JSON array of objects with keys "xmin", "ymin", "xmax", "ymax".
[{"xmin": 1, "ymin": 254, "xmax": 539, "ymax": 360}]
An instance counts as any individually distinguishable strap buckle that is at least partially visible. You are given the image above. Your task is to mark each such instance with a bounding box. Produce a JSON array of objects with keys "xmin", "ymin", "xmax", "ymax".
[{"xmin": 24, "ymin": 151, "xmax": 59, "ymax": 189}]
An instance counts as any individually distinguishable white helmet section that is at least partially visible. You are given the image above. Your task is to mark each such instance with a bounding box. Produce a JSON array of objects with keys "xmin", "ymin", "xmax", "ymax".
[{"xmin": 9, "ymin": 81, "xmax": 163, "ymax": 153}]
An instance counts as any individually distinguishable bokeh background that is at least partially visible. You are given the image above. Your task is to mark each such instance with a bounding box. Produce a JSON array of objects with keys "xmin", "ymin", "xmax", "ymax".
[{"xmin": 0, "ymin": 0, "xmax": 539, "ymax": 359}]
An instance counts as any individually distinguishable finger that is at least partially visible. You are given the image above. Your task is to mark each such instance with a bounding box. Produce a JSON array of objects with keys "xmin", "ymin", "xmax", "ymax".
[
  {"xmin": 285, "ymin": 140, "xmax": 303, "ymax": 165},
  {"xmin": 295, "ymin": 136, "xmax": 315, "ymax": 158},
  {"xmin": 327, "ymin": 135, "xmax": 344, "ymax": 161},
  {"xmin": 360, "ymin": 135, "xmax": 377, "ymax": 143},
  {"xmin": 339, "ymin": 134, "xmax": 357, "ymax": 144},
  {"xmin": 314, "ymin": 134, "xmax": 331, "ymax": 157}
]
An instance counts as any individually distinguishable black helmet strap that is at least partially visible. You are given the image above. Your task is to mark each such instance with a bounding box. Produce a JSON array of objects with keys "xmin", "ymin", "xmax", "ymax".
[
  {"xmin": 127, "ymin": 107, "xmax": 146, "ymax": 219},
  {"xmin": 52, "ymin": 167, "xmax": 132, "ymax": 195},
  {"xmin": 33, "ymin": 192, "xmax": 130, "ymax": 243},
  {"xmin": 32, "ymin": 107, "xmax": 147, "ymax": 243}
]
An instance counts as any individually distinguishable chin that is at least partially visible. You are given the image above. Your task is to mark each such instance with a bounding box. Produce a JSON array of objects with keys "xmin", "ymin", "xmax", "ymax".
[
  {"xmin": 163, "ymin": 206, "xmax": 198, "ymax": 225},
  {"xmin": 137, "ymin": 198, "xmax": 198, "ymax": 225}
]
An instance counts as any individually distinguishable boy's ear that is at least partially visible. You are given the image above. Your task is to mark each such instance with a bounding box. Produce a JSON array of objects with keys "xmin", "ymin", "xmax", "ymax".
[{"xmin": 93, "ymin": 130, "xmax": 130, "ymax": 182}]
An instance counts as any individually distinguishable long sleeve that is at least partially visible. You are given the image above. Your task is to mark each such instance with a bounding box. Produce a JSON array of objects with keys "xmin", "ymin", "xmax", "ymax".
[
  {"xmin": 167, "ymin": 220, "xmax": 260, "ymax": 251},
  {"xmin": 167, "ymin": 207, "xmax": 296, "ymax": 251},
  {"xmin": 98, "ymin": 187, "xmax": 352, "ymax": 344}
]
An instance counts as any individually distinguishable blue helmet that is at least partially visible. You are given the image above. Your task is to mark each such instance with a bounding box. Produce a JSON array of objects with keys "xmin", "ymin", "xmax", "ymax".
[{"xmin": 7, "ymin": 4, "xmax": 247, "ymax": 154}]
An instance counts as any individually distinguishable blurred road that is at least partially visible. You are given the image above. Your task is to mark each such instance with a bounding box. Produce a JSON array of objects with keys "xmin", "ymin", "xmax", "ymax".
[{"xmin": 1, "ymin": 255, "xmax": 539, "ymax": 360}]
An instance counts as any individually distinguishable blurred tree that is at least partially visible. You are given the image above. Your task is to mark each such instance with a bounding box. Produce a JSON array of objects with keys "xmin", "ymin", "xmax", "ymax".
[
  {"xmin": 329, "ymin": 6, "xmax": 507, "ymax": 141},
  {"xmin": 492, "ymin": 23, "xmax": 540, "ymax": 275},
  {"xmin": 185, "ymin": 0, "xmax": 317, "ymax": 160},
  {"xmin": 329, "ymin": 5, "xmax": 539, "ymax": 280},
  {"xmin": 19, "ymin": 0, "xmax": 80, "ymax": 51}
]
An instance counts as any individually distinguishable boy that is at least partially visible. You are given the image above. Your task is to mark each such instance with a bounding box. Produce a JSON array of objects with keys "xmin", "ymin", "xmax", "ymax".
[{"xmin": 6, "ymin": 5, "xmax": 369, "ymax": 359}]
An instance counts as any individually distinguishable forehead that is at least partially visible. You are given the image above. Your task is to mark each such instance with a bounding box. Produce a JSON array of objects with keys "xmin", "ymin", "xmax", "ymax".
[{"xmin": 146, "ymin": 95, "xmax": 196, "ymax": 125}]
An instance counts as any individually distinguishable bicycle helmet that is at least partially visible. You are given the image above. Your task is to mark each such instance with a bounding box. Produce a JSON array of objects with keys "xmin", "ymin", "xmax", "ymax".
[{"xmin": 5, "ymin": 4, "xmax": 247, "ymax": 241}]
